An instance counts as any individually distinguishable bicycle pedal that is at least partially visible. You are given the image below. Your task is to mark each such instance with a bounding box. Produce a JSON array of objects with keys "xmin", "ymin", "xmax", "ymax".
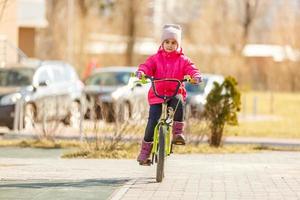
[
  {"xmin": 139, "ymin": 160, "xmax": 151, "ymax": 166},
  {"xmin": 173, "ymin": 141, "xmax": 185, "ymax": 145}
]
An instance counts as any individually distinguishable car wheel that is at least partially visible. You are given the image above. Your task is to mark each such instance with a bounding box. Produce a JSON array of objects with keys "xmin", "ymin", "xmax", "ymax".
[
  {"xmin": 102, "ymin": 103, "xmax": 115, "ymax": 123},
  {"xmin": 23, "ymin": 103, "xmax": 36, "ymax": 130},
  {"xmin": 7, "ymin": 124, "xmax": 14, "ymax": 130}
]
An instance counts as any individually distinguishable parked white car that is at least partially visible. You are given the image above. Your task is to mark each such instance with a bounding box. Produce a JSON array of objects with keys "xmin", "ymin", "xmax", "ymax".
[
  {"xmin": 185, "ymin": 73, "xmax": 224, "ymax": 118},
  {"xmin": 84, "ymin": 66, "xmax": 150, "ymax": 122},
  {"xmin": 0, "ymin": 60, "xmax": 85, "ymax": 130}
]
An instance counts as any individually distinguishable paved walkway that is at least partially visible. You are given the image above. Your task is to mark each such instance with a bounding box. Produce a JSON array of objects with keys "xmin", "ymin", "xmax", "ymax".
[
  {"xmin": 113, "ymin": 152, "xmax": 300, "ymax": 200},
  {"xmin": 1, "ymin": 152, "xmax": 300, "ymax": 199}
]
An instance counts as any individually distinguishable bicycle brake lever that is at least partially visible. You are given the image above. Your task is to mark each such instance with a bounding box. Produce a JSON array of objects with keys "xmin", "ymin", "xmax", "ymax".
[
  {"xmin": 141, "ymin": 74, "xmax": 148, "ymax": 84},
  {"xmin": 183, "ymin": 75, "xmax": 191, "ymax": 82}
]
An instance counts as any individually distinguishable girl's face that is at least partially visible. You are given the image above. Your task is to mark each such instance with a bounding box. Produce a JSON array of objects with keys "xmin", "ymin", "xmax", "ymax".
[{"xmin": 162, "ymin": 39, "xmax": 178, "ymax": 52}]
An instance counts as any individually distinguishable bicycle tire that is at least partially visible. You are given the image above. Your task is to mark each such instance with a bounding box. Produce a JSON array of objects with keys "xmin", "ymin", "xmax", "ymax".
[{"xmin": 156, "ymin": 125, "xmax": 166, "ymax": 182}]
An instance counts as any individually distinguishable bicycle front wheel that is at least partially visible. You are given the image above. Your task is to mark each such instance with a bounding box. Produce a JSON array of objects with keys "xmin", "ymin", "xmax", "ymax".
[{"xmin": 156, "ymin": 125, "xmax": 166, "ymax": 182}]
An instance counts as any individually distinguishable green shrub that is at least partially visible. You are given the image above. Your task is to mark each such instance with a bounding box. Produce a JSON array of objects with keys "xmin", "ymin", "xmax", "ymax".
[{"xmin": 204, "ymin": 76, "xmax": 241, "ymax": 147}]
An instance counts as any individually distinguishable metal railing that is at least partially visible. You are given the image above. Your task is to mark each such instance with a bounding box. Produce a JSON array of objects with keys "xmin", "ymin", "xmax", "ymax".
[
  {"xmin": 10, "ymin": 96, "xmax": 209, "ymax": 145},
  {"xmin": 0, "ymin": 35, "xmax": 28, "ymax": 66}
]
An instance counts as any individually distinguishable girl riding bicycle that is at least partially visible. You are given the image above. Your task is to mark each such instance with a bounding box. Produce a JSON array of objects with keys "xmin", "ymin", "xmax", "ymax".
[{"xmin": 136, "ymin": 24, "xmax": 202, "ymax": 165}]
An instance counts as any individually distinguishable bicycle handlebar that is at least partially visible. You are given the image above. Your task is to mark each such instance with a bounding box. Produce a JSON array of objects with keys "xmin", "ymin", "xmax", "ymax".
[
  {"xmin": 142, "ymin": 75, "xmax": 190, "ymax": 101},
  {"xmin": 144, "ymin": 75, "xmax": 190, "ymax": 83}
]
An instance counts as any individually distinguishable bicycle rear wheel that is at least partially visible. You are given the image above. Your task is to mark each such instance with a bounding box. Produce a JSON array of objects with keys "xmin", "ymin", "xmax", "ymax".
[{"xmin": 156, "ymin": 125, "xmax": 166, "ymax": 182}]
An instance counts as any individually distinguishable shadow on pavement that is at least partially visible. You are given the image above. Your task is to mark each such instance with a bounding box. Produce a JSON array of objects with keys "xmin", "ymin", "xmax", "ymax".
[
  {"xmin": 0, "ymin": 178, "xmax": 128, "ymax": 189},
  {"xmin": 0, "ymin": 179, "xmax": 129, "ymax": 200},
  {"xmin": 132, "ymin": 177, "xmax": 157, "ymax": 184}
]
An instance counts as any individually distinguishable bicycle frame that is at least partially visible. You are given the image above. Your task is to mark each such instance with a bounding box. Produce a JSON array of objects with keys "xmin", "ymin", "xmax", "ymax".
[
  {"xmin": 135, "ymin": 74, "xmax": 190, "ymax": 182},
  {"xmin": 151, "ymin": 102, "xmax": 174, "ymax": 160},
  {"xmin": 145, "ymin": 76, "xmax": 188, "ymax": 164}
]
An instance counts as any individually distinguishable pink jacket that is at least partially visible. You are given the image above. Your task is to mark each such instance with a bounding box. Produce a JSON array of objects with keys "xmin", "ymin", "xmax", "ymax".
[{"xmin": 138, "ymin": 47, "xmax": 201, "ymax": 105}]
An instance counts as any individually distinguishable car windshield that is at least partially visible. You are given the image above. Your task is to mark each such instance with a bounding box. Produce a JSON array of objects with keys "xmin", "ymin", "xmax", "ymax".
[
  {"xmin": 185, "ymin": 78, "xmax": 208, "ymax": 94},
  {"xmin": 86, "ymin": 71, "xmax": 132, "ymax": 86},
  {"xmin": 0, "ymin": 68, "xmax": 34, "ymax": 87}
]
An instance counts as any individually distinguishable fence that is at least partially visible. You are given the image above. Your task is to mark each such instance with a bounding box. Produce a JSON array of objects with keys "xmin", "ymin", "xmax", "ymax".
[{"xmin": 10, "ymin": 96, "xmax": 210, "ymax": 144}]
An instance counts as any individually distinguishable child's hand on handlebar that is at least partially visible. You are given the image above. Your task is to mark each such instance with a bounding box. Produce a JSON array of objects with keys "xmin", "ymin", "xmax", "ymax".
[
  {"xmin": 135, "ymin": 71, "xmax": 149, "ymax": 84},
  {"xmin": 135, "ymin": 71, "xmax": 145, "ymax": 79},
  {"xmin": 190, "ymin": 77, "xmax": 202, "ymax": 84},
  {"xmin": 183, "ymin": 75, "xmax": 201, "ymax": 84}
]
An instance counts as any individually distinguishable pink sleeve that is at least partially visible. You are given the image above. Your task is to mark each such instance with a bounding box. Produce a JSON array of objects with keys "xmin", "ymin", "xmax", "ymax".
[
  {"xmin": 138, "ymin": 55, "xmax": 156, "ymax": 76},
  {"xmin": 184, "ymin": 57, "xmax": 201, "ymax": 79}
]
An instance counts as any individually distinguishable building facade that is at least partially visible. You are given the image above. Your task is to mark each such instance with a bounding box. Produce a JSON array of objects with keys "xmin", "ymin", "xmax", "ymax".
[{"xmin": 0, "ymin": 0, "xmax": 47, "ymax": 65}]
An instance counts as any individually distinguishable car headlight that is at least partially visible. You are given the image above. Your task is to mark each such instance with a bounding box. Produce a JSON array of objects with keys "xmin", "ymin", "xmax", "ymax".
[{"xmin": 0, "ymin": 93, "xmax": 22, "ymax": 106}]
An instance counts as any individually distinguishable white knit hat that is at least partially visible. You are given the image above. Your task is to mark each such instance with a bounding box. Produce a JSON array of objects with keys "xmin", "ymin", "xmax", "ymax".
[{"xmin": 161, "ymin": 24, "xmax": 182, "ymax": 48}]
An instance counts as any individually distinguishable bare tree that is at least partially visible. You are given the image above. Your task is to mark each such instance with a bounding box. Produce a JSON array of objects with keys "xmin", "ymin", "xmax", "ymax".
[
  {"xmin": 117, "ymin": 0, "xmax": 145, "ymax": 66},
  {"xmin": 0, "ymin": 0, "xmax": 8, "ymax": 22},
  {"xmin": 125, "ymin": 0, "xmax": 137, "ymax": 66},
  {"xmin": 269, "ymin": 1, "xmax": 300, "ymax": 91},
  {"xmin": 237, "ymin": 0, "xmax": 259, "ymax": 49}
]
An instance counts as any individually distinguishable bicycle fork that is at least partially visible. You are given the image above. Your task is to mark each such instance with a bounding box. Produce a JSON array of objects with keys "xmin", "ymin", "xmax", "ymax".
[{"xmin": 151, "ymin": 105, "xmax": 174, "ymax": 164}]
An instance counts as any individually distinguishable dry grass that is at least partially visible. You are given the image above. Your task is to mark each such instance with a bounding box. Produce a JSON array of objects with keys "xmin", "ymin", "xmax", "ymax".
[
  {"xmin": 225, "ymin": 91, "xmax": 300, "ymax": 138},
  {"xmin": 62, "ymin": 142, "xmax": 140, "ymax": 159},
  {"xmin": 63, "ymin": 143, "xmax": 300, "ymax": 159},
  {"xmin": 0, "ymin": 139, "xmax": 81, "ymax": 149},
  {"xmin": 61, "ymin": 142, "xmax": 271, "ymax": 159},
  {"xmin": 173, "ymin": 144, "xmax": 260, "ymax": 154},
  {"xmin": 1, "ymin": 138, "xmax": 299, "ymax": 159}
]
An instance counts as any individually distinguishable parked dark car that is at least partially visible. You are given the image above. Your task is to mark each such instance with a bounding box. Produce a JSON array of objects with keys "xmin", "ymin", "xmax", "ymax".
[
  {"xmin": 84, "ymin": 66, "xmax": 150, "ymax": 122},
  {"xmin": 185, "ymin": 73, "xmax": 224, "ymax": 118},
  {"xmin": 0, "ymin": 60, "xmax": 85, "ymax": 130}
]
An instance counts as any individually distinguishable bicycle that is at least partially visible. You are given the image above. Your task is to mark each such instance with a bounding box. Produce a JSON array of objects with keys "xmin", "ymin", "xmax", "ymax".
[{"xmin": 138, "ymin": 75, "xmax": 190, "ymax": 182}]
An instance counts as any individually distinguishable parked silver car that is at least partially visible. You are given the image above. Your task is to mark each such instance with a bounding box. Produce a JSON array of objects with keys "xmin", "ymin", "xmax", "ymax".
[
  {"xmin": 84, "ymin": 66, "xmax": 150, "ymax": 122},
  {"xmin": 186, "ymin": 73, "xmax": 224, "ymax": 118},
  {"xmin": 0, "ymin": 60, "xmax": 85, "ymax": 130}
]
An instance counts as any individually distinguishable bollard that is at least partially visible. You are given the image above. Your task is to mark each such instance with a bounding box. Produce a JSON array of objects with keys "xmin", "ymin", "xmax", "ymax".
[
  {"xmin": 270, "ymin": 92, "xmax": 274, "ymax": 114},
  {"xmin": 242, "ymin": 94, "xmax": 247, "ymax": 117},
  {"xmin": 79, "ymin": 96, "xmax": 84, "ymax": 142},
  {"xmin": 13, "ymin": 99, "xmax": 20, "ymax": 132},
  {"xmin": 18, "ymin": 98, "xmax": 24, "ymax": 130}
]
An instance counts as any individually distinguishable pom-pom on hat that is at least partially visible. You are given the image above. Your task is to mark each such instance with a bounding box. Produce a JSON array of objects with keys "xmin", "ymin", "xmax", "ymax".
[{"xmin": 161, "ymin": 24, "xmax": 182, "ymax": 48}]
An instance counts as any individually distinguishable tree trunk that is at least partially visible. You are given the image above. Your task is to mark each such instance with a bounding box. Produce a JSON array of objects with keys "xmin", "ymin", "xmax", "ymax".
[
  {"xmin": 126, "ymin": 0, "xmax": 136, "ymax": 66},
  {"xmin": 77, "ymin": 0, "xmax": 88, "ymax": 76},
  {"xmin": 209, "ymin": 125, "xmax": 224, "ymax": 147}
]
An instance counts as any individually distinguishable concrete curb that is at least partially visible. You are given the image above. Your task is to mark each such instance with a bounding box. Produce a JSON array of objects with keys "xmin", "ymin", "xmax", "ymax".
[{"xmin": 109, "ymin": 179, "xmax": 137, "ymax": 200}]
